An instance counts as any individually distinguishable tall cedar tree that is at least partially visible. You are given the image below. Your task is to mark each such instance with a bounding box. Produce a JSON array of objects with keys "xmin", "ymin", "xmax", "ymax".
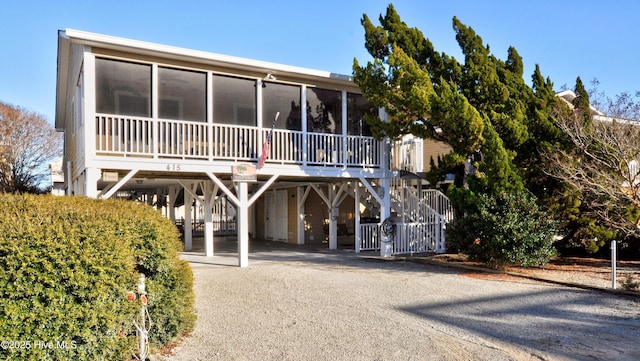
[
  {"xmin": 354, "ymin": 5, "xmax": 623, "ymax": 252},
  {"xmin": 353, "ymin": 5, "xmax": 565, "ymax": 204}
]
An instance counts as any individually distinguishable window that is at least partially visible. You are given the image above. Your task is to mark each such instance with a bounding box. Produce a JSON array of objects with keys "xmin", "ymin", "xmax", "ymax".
[
  {"xmin": 347, "ymin": 93, "xmax": 375, "ymax": 136},
  {"xmin": 262, "ymin": 82, "xmax": 301, "ymax": 130},
  {"xmin": 159, "ymin": 67, "xmax": 206, "ymax": 122},
  {"xmin": 95, "ymin": 58, "xmax": 151, "ymax": 117},
  {"xmin": 307, "ymin": 88, "xmax": 341, "ymax": 134},
  {"xmin": 212, "ymin": 75, "xmax": 256, "ymax": 125}
]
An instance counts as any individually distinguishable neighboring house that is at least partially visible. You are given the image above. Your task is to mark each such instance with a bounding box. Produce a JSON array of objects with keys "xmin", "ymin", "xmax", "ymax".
[
  {"xmin": 55, "ymin": 29, "xmax": 449, "ymax": 267},
  {"xmin": 557, "ymin": 89, "xmax": 640, "ymax": 188},
  {"xmin": 391, "ymin": 135, "xmax": 453, "ymax": 175},
  {"xmin": 556, "ymin": 89, "xmax": 607, "ymax": 118},
  {"xmin": 49, "ymin": 158, "xmax": 65, "ymax": 196}
]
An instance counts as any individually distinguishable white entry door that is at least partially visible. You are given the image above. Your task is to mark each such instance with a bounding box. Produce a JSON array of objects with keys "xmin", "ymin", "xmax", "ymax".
[{"xmin": 265, "ymin": 190, "xmax": 288, "ymax": 241}]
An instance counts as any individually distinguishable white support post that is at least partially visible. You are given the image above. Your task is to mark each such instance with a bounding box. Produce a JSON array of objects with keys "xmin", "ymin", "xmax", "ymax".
[
  {"xmin": 207, "ymin": 172, "xmax": 278, "ymax": 267},
  {"xmin": 297, "ymin": 186, "xmax": 306, "ymax": 245},
  {"xmin": 328, "ymin": 185, "xmax": 338, "ymax": 250},
  {"xmin": 341, "ymin": 90, "xmax": 347, "ymax": 167},
  {"xmin": 611, "ymin": 240, "xmax": 617, "ymax": 289},
  {"xmin": 249, "ymin": 202, "xmax": 256, "ymax": 241},
  {"xmin": 437, "ymin": 212, "xmax": 446, "ymax": 254},
  {"xmin": 204, "ymin": 204, "xmax": 213, "ymax": 257},
  {"xmin": 238, "ymin": 181, "xmax": 249, "ymax": 268},
  {"xmin": 168, "ymin": 186, "xmax": 178, "ymax": 223},
  {"xmin": 84, "ymin": 167, "xmax": 99, "ymax": 198},
  {"xmin": 355, "ymin": 183, "xmax": 362, "ymax": 253},
  {"xmin": 301, "ymin": 85, "xmax": 308, "ymax": 165},
  {"xmin": 380, "ymin": 176, "xmax": 392, "ymax": 257},
  {"xmin": 184, "ymin": 190, "xmax": 193, "ymax": 252},
  {"xmin": 66, "ymin": 161, "xmax": 73, "ymax": 195},
  {"xmin": 330, "ymin": 182, "xmax": 350, "ymax": 250},
  {"xmin": 202, "ymin": 182, "xmax": 218, "ymax": 257},
  {"xmin": 207, "ymin": 72, "xmax": 214, "ymax": 162},
  {"xmin": 152, "ymin": 64, "xmax": 159, "ymax": 159},
  {"xmin": 310, "ymin": 184, "xmax": 336, "ymax": 249},
  {"xmin": 257, "ymin": 80, "xmax": 264, "ymax": 154},
  {"xmin": 379, "ymin": 125, "xmax": 393, "ymax": 257}
]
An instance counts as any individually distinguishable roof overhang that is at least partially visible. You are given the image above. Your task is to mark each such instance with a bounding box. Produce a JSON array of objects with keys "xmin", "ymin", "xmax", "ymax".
[{"xmin": 55, "ymin": 30, "xmax": 71, "ymax": 131}]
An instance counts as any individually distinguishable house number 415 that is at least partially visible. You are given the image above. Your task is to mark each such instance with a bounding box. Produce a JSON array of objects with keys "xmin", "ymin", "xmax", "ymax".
[{"xmin": 166, "ymin": 164, "xmax": 181, "ymax": 171}]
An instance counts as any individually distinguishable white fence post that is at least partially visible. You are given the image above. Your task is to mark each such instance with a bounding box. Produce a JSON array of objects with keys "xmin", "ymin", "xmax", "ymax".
[{"xmin": 611, "ymin": 240, "xmax": 617, "ymax": 289}]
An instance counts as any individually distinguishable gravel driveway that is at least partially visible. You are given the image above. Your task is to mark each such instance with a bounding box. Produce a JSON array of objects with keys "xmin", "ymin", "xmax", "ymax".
[{"xmin": 157, "ymin": 245, "xmax": 640, "ymax": 361}]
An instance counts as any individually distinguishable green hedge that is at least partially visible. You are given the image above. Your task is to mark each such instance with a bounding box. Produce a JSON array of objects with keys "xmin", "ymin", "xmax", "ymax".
[{"xmin": 0, "ymin": 194, "xmax": 195, "ymax": 360}]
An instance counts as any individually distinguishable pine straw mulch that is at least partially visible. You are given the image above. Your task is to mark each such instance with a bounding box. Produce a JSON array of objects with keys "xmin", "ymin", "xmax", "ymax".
[{"xmin": 423, "ymin": 253, "xmax": 640, "ymax": 294}]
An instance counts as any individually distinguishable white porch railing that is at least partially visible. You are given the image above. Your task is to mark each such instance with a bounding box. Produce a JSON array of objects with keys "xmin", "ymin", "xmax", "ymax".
[
  {"xmin": 357, "ymin": 220, "xmax": 446, "ymax": 254},
  {"xmin": 422, "ymin": 189, "xmax": 454, "ymax": 223},
  {"xmin": 392, "ymin": 221, "xmax": 446, "ymax": 254},
  {"xmin": 158, "ymin": 119, "xmax": 210, "ymax": 159},
  {"xmin": 359, "ymin": 223, "xmax": 381, "ymax": 251},
  {"xmin": 96, "ymin": 115, "xmax": 154, "ymax": 154},
  {"xmin": 359, "ymin": 179, "xmax": 451, "ymax": 255},
  {"xmin": 95, "ymin": 114, "xmax": 381, "ymax": 168},
  {"xmin": 390, "ymin": 179, "xmax": 454, "ymax": 224}
]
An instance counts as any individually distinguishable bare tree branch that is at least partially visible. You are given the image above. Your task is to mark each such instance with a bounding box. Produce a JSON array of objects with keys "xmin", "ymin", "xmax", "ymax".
[
  {"xmin": 545, "ymin": 103, "xmax": 640, "ymax": 236},
  {"xmin": 0, "ymin": 101, "xmax": 62, "ymax": 193}
]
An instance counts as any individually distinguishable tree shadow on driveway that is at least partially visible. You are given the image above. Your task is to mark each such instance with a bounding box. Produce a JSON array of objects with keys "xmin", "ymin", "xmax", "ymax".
[{"xmin": 398, "ymin": 287, "xmax": 640, "ymax": 360}]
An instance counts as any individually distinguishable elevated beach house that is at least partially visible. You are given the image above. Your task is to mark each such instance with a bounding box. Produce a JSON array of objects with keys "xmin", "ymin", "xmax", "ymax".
[{"xmin": 55, "ymin": 29, "xmax": 449, "ymax": 266}]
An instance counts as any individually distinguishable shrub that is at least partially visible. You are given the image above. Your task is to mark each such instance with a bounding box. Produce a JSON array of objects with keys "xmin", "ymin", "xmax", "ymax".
[
  {"xmin": 0, "ymin": 194, "xmax": 194, "ymax": 360},
  {"xmin": 113, "ymin": 200, "xmax": 196, "ymax": 346},
  {"xmin": 620, "ymin": 274, "xmax": 640, "ymax": 291},
  {"xmin": 447, "ymin": 191, "xmax": 558, "ymax": 268}
]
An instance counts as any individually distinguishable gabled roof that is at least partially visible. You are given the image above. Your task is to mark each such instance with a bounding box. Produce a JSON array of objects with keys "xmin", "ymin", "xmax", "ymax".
[
  {"xmin": 555, "ymin": 89, "xmax": 606, "ymax": 116},
  {"xmin": 556, "ymin": 89, "xmax": 639, "ymax": 124}
]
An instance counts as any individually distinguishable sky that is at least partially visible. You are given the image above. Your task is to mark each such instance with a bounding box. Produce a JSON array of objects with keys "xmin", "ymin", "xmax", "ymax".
[{"xmin": 2, "ymin": 0, "xmax": 640, "ymax": 125}]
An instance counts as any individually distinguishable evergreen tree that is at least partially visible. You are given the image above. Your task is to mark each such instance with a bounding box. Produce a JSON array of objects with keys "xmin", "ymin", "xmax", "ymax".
[
  {"xmin": 573, "ymin": 76, "xmax": 592, "ymax": 126},
  {"xmin": 353, "ymin": 5, "xmax": 538, "ymax": 197},
  {"xmin": 353, "ymin": 5, "xmax": 567, "ymax": 265}
]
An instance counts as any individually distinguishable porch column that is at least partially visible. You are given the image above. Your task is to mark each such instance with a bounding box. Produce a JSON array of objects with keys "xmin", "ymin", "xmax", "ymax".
[
  {"xmin": 238, "ymin": 181, "xmax": 249, "ymax": 268},
  {"xmin": 208, "ymin": 172, "xmax": 278, "ymax": 267},
  {"xmin": 167, "ymin": 186, "xmax": 179, "ymax": 223},
  {"xmin": 66, "ymin": 161, "xmax": 73, "ymax": 195},
  {"xmin": 84, "ymin": 167, "xmax": 99, "ymax": 198},
  {"xmin": 325, "ymin": 185, "xmax": 336, "ymax": 250},
  {"xmin": 301, "ymin": 85, "xmax": 308, "ymax": 165},
  {"xmin": 329, "ymin": 183, "xmax": 350, "ymax": 250},
  {"xmin": 296, "ymin": 186, "xmax": 306, "ymax": 245},
  {"xmin": 379, "ymin": 120, "xmax": 393, "ymax": 256},
  {"xmin": 355, "ymin": 183, "xmax": 362, "ymax": 253},
  {"xmin": 249, "ymin": 202, "xmax": 256, "ymax": 240},
  {"xmin": 184, "ymin": 190, "xmax": 193, "ymax": 251},
  {"xmin": 341, "ymin": 90, "xmax": 347, "ymax": 166},
  {"xmin": 204, "ymin": 204, "xmax": 213, "ymax": 257},
  {"xmin": 202, "ymin": 182, "xmax": 219, "ymax": 257},
  {"xmin": 380, "ymin": 176, "xmax": 392, "ymax": 257}
]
